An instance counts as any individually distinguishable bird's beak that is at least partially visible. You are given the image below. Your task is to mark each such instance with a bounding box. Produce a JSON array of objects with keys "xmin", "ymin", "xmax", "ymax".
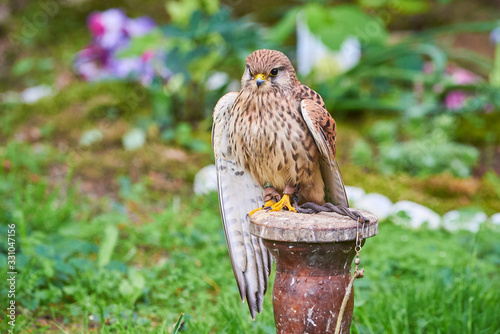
[{"xmin": 255, "ymin": 73, "xmax": 267, "ymax": 88}]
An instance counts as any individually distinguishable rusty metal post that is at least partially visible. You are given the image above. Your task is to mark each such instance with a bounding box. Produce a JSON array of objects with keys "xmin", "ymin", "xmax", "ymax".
[{"xmin": 250, "ymin": 210, "xmax": 378, "ymax": 334}]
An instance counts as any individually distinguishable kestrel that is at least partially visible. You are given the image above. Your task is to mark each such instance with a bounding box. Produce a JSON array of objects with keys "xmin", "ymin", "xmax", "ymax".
[{"xmin": 212, "ymin": 49, "xmax": 349, "ymax": 318}]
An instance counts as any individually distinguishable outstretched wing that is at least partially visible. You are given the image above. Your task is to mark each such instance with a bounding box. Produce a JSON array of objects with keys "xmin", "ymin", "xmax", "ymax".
[
  {"xmin": 300, "ymin": 98, "xmax": 349, "ymax": 207},
  {"xmin": 212, "ymin": 92, "xmax": 272, "ymax": 319}
]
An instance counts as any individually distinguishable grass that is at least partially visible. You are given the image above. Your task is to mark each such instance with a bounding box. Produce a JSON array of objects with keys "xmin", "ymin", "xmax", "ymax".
[{"xmin": 1, "ymin": 140, "xmax": 500, "ymax": 333}]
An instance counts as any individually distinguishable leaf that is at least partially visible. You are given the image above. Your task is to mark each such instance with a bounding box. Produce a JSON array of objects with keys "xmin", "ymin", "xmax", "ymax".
[
  {"xmin": 396, "ymin": 0, "xmax": 431, "ymax": 15},
  {"xmin": 118, "ymin": 29, "xmax": 165, "ymax": 58},
  {"xmin": 305, "ymin": 4, "xmax": 388, "ymax": 50},
  {"xmin": 130, "ymin": 270, "xmax": 146, "ymax": 290},
  {"xmin": 166, "ymin": 0, "xmax": 199, "ymax": 26},
  {"xmin": 172, "ymin": 313, "xmax": 185, "ymax": 334},
  {"xmin": 267, "ymin": 8, "xmax": 300, "ymax": 44},
  {"xmin": 98, "ymin": 224, "xmax": 119, "ymax": 268},
  {"xmin": 119, "ymin": 269, "xmax": 146, "ymax": 305},
  {"xmin": 119, "ymin": 279, "xmax": 134, "ymax": 297},
  {"xmin": 12, "ymin": 58, "xmax": 35, "ymax": 76}
]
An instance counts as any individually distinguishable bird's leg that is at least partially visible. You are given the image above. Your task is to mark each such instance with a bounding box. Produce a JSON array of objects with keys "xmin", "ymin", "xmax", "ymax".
[
  {"xmin": 248, "ymin": 185, "xmax": 280, "ymax": 216},
  {"xmin": 268, "ymin": 184, "xmax": 298, "ymax": 213},
  {"xmin": 263, "ymin": 185, "xmax": 281, "ymax": 208}
]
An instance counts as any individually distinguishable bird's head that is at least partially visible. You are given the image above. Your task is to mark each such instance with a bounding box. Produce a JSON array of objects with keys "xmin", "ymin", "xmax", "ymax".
[{"xmin": 241, "ymin": 49, "xmax": 299, "ymax": 94}]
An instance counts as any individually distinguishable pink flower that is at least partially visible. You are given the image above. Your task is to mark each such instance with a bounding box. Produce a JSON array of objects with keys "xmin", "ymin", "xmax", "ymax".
[
  {"xmin": 446, "ymin": 65, "xmax": 480, "ymax": 85},
  {"xmin": 88, "ymin": 13, "xmax": 105, "ymax": 37},
  {"xmin": 445, "ymin": 90, "xmax": 466, "ymax": 110},
  {"xmin": 141, "ymin": 50, "xmax": 155, "ymax": 62}
]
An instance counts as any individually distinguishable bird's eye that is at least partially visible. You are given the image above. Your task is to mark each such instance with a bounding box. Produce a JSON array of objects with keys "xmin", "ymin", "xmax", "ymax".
[{"xmin": 270, "ymin": 68, "xmax": 279, "ymax": 76}]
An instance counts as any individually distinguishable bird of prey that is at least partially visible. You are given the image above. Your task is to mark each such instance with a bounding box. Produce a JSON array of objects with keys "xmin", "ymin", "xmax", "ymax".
[{"xmin": 212, "ymin": 49, "xmax": 349, "ymax": 318}]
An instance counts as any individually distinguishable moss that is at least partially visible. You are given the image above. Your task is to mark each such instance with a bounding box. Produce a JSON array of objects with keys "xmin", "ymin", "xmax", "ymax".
[
  {"xmin": 71, "ymin": 143, "xmax": 211, "ymax": 195},
  {"xmin": 1, "ymin": 81, "xmax": 151, "ymax": 139}
]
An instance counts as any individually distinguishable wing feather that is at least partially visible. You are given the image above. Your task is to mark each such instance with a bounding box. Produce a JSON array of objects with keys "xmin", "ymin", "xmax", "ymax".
[
  {"xmin": 300, "ymin": 99, "xmax": 349, "ymax": 207},
  {"xmin": 212, "ymin": 92, "xmax": 271, "ymax": 318}
]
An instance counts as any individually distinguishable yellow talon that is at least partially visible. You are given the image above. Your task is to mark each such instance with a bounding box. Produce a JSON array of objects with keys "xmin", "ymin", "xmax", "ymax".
[
  {"xmin": 264, "ymin": 199, "xmax": 275, "ymax": 208},
  {"xmin": 248, "ymin": 200, "xmax": 276, "ymax": 217},
  {"xmin": 269, "ymin": 194, "xmax": 297, "ymax": 213}
]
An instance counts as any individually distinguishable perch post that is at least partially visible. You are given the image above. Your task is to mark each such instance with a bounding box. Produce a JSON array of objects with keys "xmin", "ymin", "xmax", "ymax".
[{"xmin": 250, "ymin": 210, "xmax": 378, "ymax": 334}]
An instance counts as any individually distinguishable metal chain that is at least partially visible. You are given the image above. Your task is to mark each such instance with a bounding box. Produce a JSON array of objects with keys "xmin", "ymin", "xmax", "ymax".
[{"xmin": 353, "ymin": 216, "xmax": 365, "ymax": 278}]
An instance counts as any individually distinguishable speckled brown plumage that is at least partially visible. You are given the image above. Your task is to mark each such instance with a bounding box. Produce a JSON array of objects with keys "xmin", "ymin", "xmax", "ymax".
[
  {"xmin": 228, "ymin": 49, "xmax": 344, "ymax": 204},
  {"xmin": 212, "ymin": 49, "xmax": 348, "ymax": 318}
]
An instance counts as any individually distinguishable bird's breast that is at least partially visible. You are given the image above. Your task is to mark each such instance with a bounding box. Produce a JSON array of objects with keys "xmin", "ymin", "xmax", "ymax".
[{"xmin": 229, "ymin": 92, "xmax": 319, "ymax": 190}]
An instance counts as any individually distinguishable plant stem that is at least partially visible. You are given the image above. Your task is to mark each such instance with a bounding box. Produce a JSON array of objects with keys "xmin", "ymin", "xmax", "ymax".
[{"xmin": 491, "ymin": 43, "xmax": 500, "ymax": 87}]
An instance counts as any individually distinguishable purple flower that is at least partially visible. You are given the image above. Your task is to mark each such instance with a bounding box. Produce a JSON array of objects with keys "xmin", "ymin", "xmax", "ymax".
[
  {"xmin": 445, "ymin": 90, "xmax": 466, "ymax": 110},
  {"xmin": 75, "ymin": 8, "xmax": 171, "ymax": 86},
  {"xmin": 111, "ymin": 58, "xmax": 144, "ymax": 79},
  {"xmin": 86, "ymin": 9, "xmax": 156, "ymax": 50},
  {"xmin": 89, "ymin": 9, "xmax": 129, "ymax": 50},
  {"xmin": 491, "ymin": 27, "xmax": 500, "ymax": 45},
  {"xmin": 126, "ymin": 17, "xmax": 156, "ymax": 37}
]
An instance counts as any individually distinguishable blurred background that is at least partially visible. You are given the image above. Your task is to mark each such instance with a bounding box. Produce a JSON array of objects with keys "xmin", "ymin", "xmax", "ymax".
[{"xmin": 1, "ymin": 0, "xmax": 500, "ymax": 332}]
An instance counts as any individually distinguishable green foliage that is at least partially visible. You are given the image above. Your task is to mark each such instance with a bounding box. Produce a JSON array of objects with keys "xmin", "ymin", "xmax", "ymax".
[
  {"xmin": 302, "ymin": 4, "xmax": 388, "ymax": 50},
  {"xmin": 317, "ymin": 41, "xmax": 447, "ymax": 111},
  {"xmin": 351, "ymin": 115, "xmax": 480, "ymax": 177},
  {"xmin": 356, "ymin": 0, "xmax": 433, "ymax": 14},
  {"xmin": 1, "ymin": 141, "xmax": 500, "ymax": 332},
  {"xmin": 351, "ymin": 139, "xmax": 374, "ymax": 168},
  {"xmin": 377, "ymin": 136, "xmax": 479, "ymax": 177},
  {"xmin": 98, "ymin": 224, "xmax": 119, "ymax": 268},
  {"xmin": 270, "ymin": 4, "xmax": 387, "ymax": 49},
  {"xmin": 172, "ymin": 313, "xmax": 185, "ymax": 334},
  {"xmin": 159, "ymin": 7, "xmax": 268, "ymax": 122},
  {"xmin": 118, "ymin": 3, "xmax": 273, "ymax": 140},
  {"xmin": 11, "ymin": 57, "xmax": 55, "ymax": 86},
  {"xmin": 162, "ymin": 122, "xmax": 212, "ymax": 153}
]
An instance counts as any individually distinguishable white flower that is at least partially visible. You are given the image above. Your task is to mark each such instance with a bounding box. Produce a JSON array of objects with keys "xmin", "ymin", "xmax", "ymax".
[
  {"xmin": 194, "ymin": 165, "xmax": 217, "ymax": 195},
  {"xmin": 344, "ymin": 186, "xmax": 365, "ymax": 206},
  {"xmin": 442, "ymin": 209, "xmax": 487, "ymax": 233},
  {"xmin": 80, "ymin": 129, "xmax": 103, "ymax": 147},
  {"xmin": 297, "ymin": 14, "xmax": 360, "ymax": 77},
  {"xmin": 21, "ymin": 85, "xmax": 52, "ymax": 104},
  {"xmin": 122, "ymin": 128, "xmax": 146, "ymax": 151},
  {"xmin": 390, "ymin": 201, "xmax": 441, "ymax": 229},
  {"xmin": 206, "ymin": 72, "xmax": 229, "ymax": 91},
  {"xmin": 355, "ymin": 193, "xmax": 393, "ymax": 220}
]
